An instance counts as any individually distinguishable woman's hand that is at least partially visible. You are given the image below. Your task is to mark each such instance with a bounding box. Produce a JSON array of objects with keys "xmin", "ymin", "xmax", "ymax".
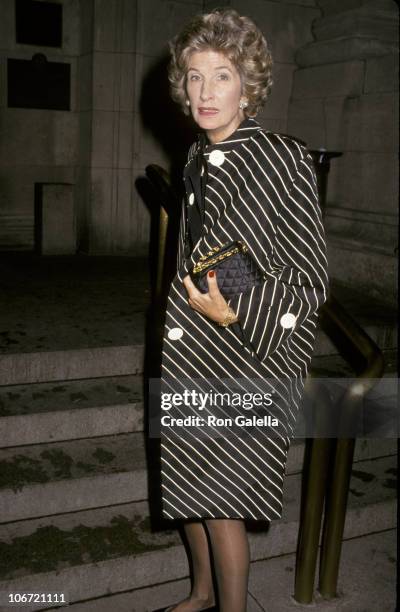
[{"xmin": 183, "ymin": 271, "xmax": 238, "ymax": 325}]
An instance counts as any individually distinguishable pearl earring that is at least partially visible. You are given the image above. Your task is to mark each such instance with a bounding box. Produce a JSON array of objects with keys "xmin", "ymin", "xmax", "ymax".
[
  {"xmin": 186, "ymin": 99, "xmax": 190, "ymax": 106},
  {"xmin": 239, "ymin": 100, "xmax": 248, "ymax": 110}
]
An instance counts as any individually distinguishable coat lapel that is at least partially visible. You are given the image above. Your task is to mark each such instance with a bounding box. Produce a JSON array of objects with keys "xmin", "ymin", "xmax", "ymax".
[{"xmin": 202, "ymin": 116, "xmax": 263, "ymax": 180}]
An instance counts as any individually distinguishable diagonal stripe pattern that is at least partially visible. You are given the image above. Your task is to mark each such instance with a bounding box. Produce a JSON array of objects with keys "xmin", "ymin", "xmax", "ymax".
[{"xmin": 158, "ymin": 117, "xmax": 329, "ymax": 520}]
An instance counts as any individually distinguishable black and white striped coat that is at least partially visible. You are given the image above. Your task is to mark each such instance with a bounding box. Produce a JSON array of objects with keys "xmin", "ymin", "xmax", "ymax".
[{"xmin": 159, "ymin": 117, "xmax": 329, "ymax": 521}]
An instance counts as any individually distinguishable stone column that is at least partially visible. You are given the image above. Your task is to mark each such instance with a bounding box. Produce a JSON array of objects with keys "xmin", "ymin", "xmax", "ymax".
[
  {"xmin": 77, "ymin": 0, "xmax": 207, "ymax": 255},
  {"xmin": 77, "ymin": 0, "xmax": 139, "ymax": 254},
  {"xmin": 288, "ymin": 0, "xmax": 398, "ymax": 303}
]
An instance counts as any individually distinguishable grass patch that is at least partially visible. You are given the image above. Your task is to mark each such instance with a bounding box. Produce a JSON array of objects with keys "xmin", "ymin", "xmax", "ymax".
[
  {"xmin": 0, "ymin": 516, "xmax": 172, "ymax": 579},
  {"xmin": 0, "ymin": 456, "xmax": 48, "ymax": 491},
  {"xmin": 40, "ymin": 449, "xmax": 73, "ymax": 479},
  {"xmin": 92, "ymin": 448, "xmax": 115, "ymax": 464}
]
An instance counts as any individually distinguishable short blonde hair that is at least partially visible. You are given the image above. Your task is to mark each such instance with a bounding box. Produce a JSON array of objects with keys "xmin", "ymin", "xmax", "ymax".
[{"xmin": 168, "ymin": 8, "xmax": 273, "ymax": 117}]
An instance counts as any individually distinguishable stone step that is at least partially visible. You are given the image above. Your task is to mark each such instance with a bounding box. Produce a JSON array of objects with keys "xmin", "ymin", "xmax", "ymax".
[
  {"xmin": 312, "ymin": 281, "xmax": 397, "ymax": 356},
  {"xmin": 1, "ymin": 320, "xmax": 394, "ymax": 387},
  {"xmin": 1, "ymin": 352, "xmax": 396, "ymax": 449},
  {"xmin": 29, "ymin": 525, "xmax": 397, "ymax": 612},
  {"xmin": 0, "ymin": 344, "xmax": 145, "ymax": 386},
  {"xmin": 0, "ymin": 432, "xmax": 396, "ymax": 524},
  {"xmin": 313, "ymin": 322, "xmax": 397, "ymax": 357},
  {"xmin": 0, "ymin": 375, "xmax": 144, "ymax": 448},
  {"xmin": 0, "ymin": 254, "xmax": 149, "ymax": 386},
  {"xmin": 0, "ymin": 433, "xmax": 146, "ymax": 523},
  {"xmin": 2, "ymin": 287, "xmax": 396, "ymax": 389},
  {"xmin": 310, "ymin": 348, "xmax": 397, "ymax": 377},
  {"xmin": 0, "ymin": 323, "xmax": 394, "ymax": 386},
  {"xmin": 42, "ymin": 579, "xmax": 263, "ymax": 612},
  {"xmin": 1, "ymin": 254, "xmax": 396, "ymax": 382},
  {"xmin": 325, "ymin": 238, "xmax": 397, "ymax": 312},
  {"xmin": 0, "ymin": 453, "xmax": 396, "ymax": 611},
  {"xmin": 2, "ymin": 532, "xmax": 394, "ymax": 612}
]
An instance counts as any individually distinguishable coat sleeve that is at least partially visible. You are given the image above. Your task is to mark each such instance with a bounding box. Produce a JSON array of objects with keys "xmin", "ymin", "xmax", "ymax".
[{"xmin": 227, "ymin": 143, "xmax": 329, "ymax": 361}]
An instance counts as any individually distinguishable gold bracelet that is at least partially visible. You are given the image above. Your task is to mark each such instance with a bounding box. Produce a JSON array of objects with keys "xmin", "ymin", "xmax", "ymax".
[{"xmin": 218, "ymin": 307, "xmax": 239, "ymax": 327}]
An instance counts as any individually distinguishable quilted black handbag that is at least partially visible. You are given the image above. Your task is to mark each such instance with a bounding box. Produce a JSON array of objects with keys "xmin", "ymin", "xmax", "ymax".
[{"xmin": 190, "ymin": 241, "xmax": 265, "ymax": 300}]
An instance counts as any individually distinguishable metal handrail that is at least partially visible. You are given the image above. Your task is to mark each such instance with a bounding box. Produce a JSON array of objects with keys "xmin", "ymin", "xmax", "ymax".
[
  {"xmin": 294, "ymin": 293, "xmax": 384, "ymax": 603},
  {"xmin": 316, "ymin": 295, "xmax": 384, "ymax": 599},
  {"xmin": 145, "ymin": 164, "xmax": 177, "ymax": 299},
  {"xmin": 145, "ymin": 163, "xmax": 385, "ymax": 604},
  {"xmin": 293, "ymin": 148, "xmax": 385, "ymax": 603},
  {"xmin": 294, "ymin": 380, "xmax": 337, "ymax": 603}
]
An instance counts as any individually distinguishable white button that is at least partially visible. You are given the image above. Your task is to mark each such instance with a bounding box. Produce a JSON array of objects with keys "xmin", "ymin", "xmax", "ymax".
[
  {"xmin": 188, "ymin": 193, "xmax": 195, "ymax": 205},
  {"xmin": 280, "ymin": 313, "xmax": 297, "ymax": 329},
  {"xmin": 168, "ymin": 327, "xmax": 184, "ymax": 340},
  {"xmin": 209, "ymin": 150, "xmax": 225, "ymax": 166}
]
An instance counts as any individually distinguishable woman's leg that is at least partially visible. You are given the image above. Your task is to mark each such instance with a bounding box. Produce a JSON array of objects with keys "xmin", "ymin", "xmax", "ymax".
[
  {"xmin": 204, "ymin": 518, "xmax": 250, "ymax": 612},
  {"xmin": 170, "ymin": 520, "xmax": 216, "ymax": 611}
]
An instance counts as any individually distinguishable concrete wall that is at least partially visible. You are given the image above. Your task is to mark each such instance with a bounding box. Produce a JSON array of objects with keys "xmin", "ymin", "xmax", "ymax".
[
  {"xmin": 0, "ymin": 0, "xmax": 80, "ymax": 251},
  {"xmin": 288, "ymin": 0, "xmax": 398, "ymax": 301},
  {"xmin": 205, "ymin": 0, "xmax": 320, "ymax": 134}
]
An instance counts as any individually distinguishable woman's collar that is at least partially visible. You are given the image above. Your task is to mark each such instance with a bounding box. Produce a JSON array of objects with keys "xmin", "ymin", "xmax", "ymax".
[{"xmin": 197, "ymin": 116, "xmax": 262, "ymax": 154}]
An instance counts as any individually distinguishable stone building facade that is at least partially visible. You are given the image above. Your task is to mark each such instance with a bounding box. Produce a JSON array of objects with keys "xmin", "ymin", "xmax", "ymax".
[{"xmin": 0, "ymin": 0, "xmax": 398, "ymax": 300}]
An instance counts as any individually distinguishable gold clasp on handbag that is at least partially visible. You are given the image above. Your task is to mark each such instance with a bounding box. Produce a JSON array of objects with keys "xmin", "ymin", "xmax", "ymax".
[{"xmin": 192, "ymin": 241, "xmax": 248, "ymax": 275}]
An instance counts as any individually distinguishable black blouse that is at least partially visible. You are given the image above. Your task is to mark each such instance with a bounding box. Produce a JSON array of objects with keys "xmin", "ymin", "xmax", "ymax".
[{"xmin": 187, "ymin": 134, "xmax": 207, "ymax": 252}]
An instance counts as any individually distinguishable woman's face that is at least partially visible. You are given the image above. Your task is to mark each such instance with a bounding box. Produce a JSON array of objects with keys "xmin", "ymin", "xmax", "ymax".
[{"xmin": 185, "ymin": 49, "xmax": 247, "ymax": 144}]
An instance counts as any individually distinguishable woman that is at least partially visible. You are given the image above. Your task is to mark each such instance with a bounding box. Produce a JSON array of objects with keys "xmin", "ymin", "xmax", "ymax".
[{"xmin": 154, "ymin": 8, "xmax": 329, "ymax": 612}]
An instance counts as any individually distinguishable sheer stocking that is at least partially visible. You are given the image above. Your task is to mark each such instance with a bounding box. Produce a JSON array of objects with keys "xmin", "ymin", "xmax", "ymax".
[
  {"xmin": 169, "ymin": 520, "xmax": 215, "ymax": 611},
  {"xmin": 204, "ymin": 518, "xmax": 250, "ymax": 612},
  {"xmin": 168, "ymin": 518, "xmax": 249, "ymax": 612}
]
